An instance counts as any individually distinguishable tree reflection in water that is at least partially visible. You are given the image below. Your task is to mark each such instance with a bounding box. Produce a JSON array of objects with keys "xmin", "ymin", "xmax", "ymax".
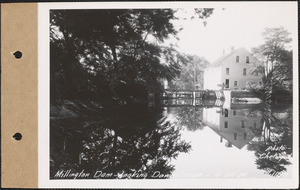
[
  {"xmin": 169, "ymin": 106, "xmax": 205, "ymax": 131},
  {"xmin": 50, "ymin": 105, "xmax": 191, "ymax": 179},
  {"xmin": 247, "ymin": 103, "xmax": 293, "ymax": 177},
  {"xmin": 50, "ymin": 102, "xmax": 293, "ymax": 178}
]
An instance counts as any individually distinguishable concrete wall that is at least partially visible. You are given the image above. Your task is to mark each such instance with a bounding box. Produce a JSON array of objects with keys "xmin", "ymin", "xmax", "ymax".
[{"xmin": 223, "ymin": 90, "xmax": 231, "ymax": 109}]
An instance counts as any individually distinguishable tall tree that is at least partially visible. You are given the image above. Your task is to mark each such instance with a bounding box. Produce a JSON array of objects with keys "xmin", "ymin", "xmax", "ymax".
[
  {"xmin": 251, "ymin": 27, "xmax": 293, "ymax": 101},
  {"xmin": 169, "ymin": 55, "xmax": 209, "ymax": 90},
  {"xmin": 50, "ymin": 9, "xmax": 214, "ymax": 104}
]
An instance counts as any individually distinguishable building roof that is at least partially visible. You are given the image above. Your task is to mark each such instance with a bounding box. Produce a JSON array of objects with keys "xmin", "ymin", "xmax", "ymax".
[
  {"xmin": 208, "ymin": 126, "xmax": 249, "ymax": 149},
  {"xmin": 207, "ymin": 47, "xmax": 247, "ymax": 68},
  {"xmin": 205, "ymin": 121, "xmax": 253, "ymax": 149}
]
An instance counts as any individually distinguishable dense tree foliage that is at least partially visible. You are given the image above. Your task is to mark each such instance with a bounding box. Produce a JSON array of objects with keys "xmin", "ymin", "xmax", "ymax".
[
  {"xmin": 50, "ymin": 9, "xmax": 214, "ymax": 178},
  {"xmin": 251, "ymin": 27, "xmax": 293, "ymax": 102},
  {"xmin": 169, "ymin": 55, "xmax": 209, "ymax": 90},
  {"xmin": 247, "ymin": 28, "xmax": 293, "ymax": 176},
  {"xmin": 247, "ymin": 105, "xmax": 293, "ymax": 177},
  {"xmin": 50, "ymin": 107, "xmax": 191, "ymax": 179},
  {"xmin": 50, "ymin": 9, "xmax": 213, "ymax": 105},
  {"xmin": 169, "ymin": 106, "xmax": 205, "ymax": 131}
]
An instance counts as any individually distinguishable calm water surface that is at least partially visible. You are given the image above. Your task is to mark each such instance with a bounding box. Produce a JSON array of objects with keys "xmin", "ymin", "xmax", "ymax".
[
  {"xmin": 169, "ymin": 105, "xmax": 293, "ymax": 178},
  {"xmin": 50, "ymin": 103, "xmax": 293, "ymax": 179}
]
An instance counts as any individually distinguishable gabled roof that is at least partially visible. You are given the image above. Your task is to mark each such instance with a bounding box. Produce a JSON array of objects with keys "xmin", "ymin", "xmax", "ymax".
[
  {"xmin": 207, "ymin": 125, "xmax": 249, "ymax": 149},
  {"xmin": 207, "ymin": 47, "xmax": 247, "ymax": 68}
]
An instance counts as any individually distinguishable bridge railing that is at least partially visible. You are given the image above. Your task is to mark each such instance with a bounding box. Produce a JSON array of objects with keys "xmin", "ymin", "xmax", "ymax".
[
  {"xmin": 162, "ymin": 98, "xmax": 224, "ymax": 107},
  {"xmin": 163, "ymin": 89, "xmax": 224, "ymax": 100}
]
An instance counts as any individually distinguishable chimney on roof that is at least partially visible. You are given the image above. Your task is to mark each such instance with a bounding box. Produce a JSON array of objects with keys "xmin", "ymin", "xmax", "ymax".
[
  {"xmin": 225, "ymin": 141, "xmax": 232, "ymax": 148},
  {"xmin": 231, "ymin": 46, "xmax": 235, "ymax": 52}
]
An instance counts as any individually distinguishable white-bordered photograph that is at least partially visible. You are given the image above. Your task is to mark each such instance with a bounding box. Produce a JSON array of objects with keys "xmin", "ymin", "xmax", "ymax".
[{"xmin": 38, "ymin": 1, "xmax": 298, "ymax": 188}]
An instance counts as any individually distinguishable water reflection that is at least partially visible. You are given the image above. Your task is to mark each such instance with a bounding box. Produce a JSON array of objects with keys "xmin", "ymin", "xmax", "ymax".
[
  {"xmin": 50, "ymin": 102, "xmax": 293, "ymax": 179},
  {"xmin": 246, "ymin": 104, "xmax": 293, "ymax": 177},
  {"xmin": 203, "ymin": 107, "xmax": 262, "ymax": 149},
  {"xmin": 169, "ymin": 103, "xmax": 293, "ymax": 178},
  {"xmin": 50, "ymin": 105, "xmax": 191, "ymax": 179}
]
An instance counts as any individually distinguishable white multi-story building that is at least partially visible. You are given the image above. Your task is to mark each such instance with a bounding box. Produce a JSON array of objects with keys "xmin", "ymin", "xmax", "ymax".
[{"xmin": 204, "ymin": 47, "xmax": 263, "ymax": 90}]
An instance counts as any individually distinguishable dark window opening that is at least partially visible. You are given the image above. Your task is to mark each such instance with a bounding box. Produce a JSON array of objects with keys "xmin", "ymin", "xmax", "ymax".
[
  {"xmin": 246, "ymin": 56, "xmax": 250, "ymax": 63},
  {"xmin": 224, "ymin": 109, "xmax": 228, "ymax": 117},
  {"xmin": 241, "ymin": 121, "xmax": 245, "ymax": 128},
  {"xmin": 225, "ymin": 79, "xmax": 229, "ymax": 88}
]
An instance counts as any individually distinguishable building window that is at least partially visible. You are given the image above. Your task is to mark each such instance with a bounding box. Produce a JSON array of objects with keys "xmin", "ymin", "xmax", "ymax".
[
  {"xmin": 246, "ymin": 56, "xmax": 250, "ymax": 63},
  {"xmin": 224, "ymin": 121, "xmax": 228, "ymax": 128},
  {"xmin": 241, "ymin": 121, "xmax": 245, "ymax": 128},
  {"xmin": 225, "ymin": 79, "xmax": 229, "ymax": 88},
  {"xmin": 243, "ymin": 68, "xmax": 247, "ymax": 75},
  {"xmin": 244, "ymin": 133, "xmax": 247, "ymax": 140},
  {"xmin": 234, "ymin": 133, "xmax": 237, "ymax": 140},
  {"xmin": 224, "ymin": 109, "xmax": 228, "ymax": 117},
  {"xmin": 226, "ymin": 68, "xmax": 230, "ymax": 75},
  {"xmin": 236, "ymin": 56, "xmax": 239, "ymax": 63},
  {"xmin": 233, "ymin": 110, "xmax": 236, "ymax": 116},
  {"xmin": 234, "ymin": 81, "xmax": 237, "ymax": 86},
  {"xmin": 253, "ymin": 122, "xmax": 257, "ymax": 128}
]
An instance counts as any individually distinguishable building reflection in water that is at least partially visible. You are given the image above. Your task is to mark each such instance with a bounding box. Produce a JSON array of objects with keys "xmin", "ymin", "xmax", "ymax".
[{"xmin": 203, "ymin": 107, "xmax": 262, "ymax": 149}]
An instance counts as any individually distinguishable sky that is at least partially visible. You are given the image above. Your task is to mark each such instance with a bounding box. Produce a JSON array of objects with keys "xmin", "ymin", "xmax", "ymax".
[{"xmin": 175, "ymin": 3, "xmax": 297, "ymax": 63}]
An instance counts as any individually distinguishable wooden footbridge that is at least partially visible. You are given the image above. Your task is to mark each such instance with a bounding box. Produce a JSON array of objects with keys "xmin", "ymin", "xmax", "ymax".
[{"xmin": 161, "ymin": 89, "xmax": 225, "ymax": 107}]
